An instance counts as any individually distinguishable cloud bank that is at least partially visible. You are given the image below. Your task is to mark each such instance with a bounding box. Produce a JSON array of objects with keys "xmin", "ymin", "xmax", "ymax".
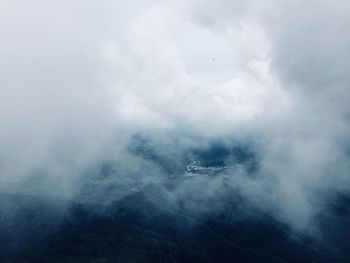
[{"xmin": 1, "ymin": 0, "xmax": 350, "ymax": 234}]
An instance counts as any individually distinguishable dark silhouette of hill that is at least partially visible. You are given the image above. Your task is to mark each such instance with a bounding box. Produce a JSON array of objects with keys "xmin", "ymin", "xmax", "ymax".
[{"xmin": 1, "ymin": 187, "xmax": 349, "ymax": 263}]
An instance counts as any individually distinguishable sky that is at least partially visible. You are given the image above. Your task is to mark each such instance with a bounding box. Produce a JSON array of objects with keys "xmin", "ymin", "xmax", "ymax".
[{"xmin": 0, "ymin": 0, "xmax": 350, "ymax": 234}]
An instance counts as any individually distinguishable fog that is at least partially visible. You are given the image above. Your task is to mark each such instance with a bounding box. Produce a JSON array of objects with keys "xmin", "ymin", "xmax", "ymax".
[{"xmin": 1, "ymin": 0, "xmax": 350, "ymax": 236}]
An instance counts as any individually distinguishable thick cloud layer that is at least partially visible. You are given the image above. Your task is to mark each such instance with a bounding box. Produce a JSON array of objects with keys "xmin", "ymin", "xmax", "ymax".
[{"xmin": 1, "ymin": 0, "xmax": 350, "ymax": 234}]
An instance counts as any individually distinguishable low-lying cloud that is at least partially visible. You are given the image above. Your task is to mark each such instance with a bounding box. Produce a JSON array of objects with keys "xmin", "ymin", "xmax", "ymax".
[{"xmin": 1, "ymin": 0, "xmax": 350, "ymax": 235}]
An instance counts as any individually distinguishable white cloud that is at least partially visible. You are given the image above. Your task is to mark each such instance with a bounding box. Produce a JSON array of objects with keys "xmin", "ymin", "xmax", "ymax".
[{"xmin": 0, "ymin": 0, "xmax": 349, "ymax": 233}]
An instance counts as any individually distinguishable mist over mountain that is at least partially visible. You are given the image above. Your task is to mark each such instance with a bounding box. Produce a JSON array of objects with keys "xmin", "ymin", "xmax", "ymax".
[{"xmin": 1, "ymin": 0, "xmax": 350, "ymax": 262}]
